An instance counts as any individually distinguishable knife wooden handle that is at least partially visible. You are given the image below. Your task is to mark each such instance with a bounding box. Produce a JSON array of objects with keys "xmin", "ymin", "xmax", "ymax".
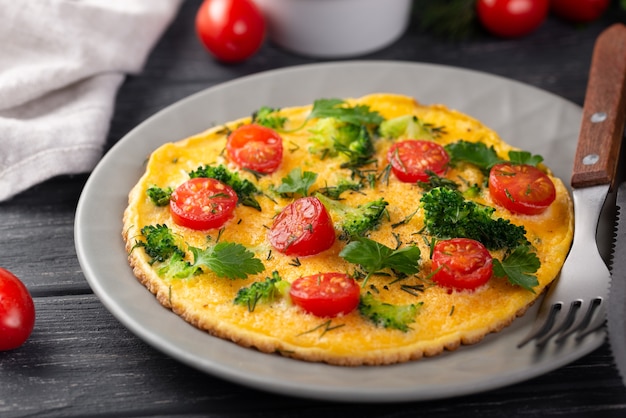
[{"xmin": 571, "ymin": 23, "xmax": 626, "ymax": 190}]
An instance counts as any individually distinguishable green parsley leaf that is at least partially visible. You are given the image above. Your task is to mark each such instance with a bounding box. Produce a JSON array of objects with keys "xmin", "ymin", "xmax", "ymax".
[
  {"xmin": 308, "ymin": 99, "xmax": 384, "ymax": 126},
  {"xmin": 445, "ymin": 140, "xmax": 503, "ymax": 171},
  {"xmin": 339, "ymin": 237, "xmax": 421, "ymax": 286},
  {"xmin": 159, "ymin": 242, "xmax": 265, "ymax": 280},
  {"xmin": 492, "ymin": 245, "xmax": 540, "ymax": 292},
  {"xmin": 508, "ymin": 150, "xmax": 544, "ymax": 166},
  {"xmin": 275, "ymin": 168, "xmax": 318, "ymax": 197}
]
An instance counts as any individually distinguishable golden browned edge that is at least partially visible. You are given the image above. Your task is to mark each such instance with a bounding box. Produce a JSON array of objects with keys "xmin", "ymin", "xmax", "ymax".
[{"xmin": 121, "ymin": 96, "xmax": 566, "ymax": 367}]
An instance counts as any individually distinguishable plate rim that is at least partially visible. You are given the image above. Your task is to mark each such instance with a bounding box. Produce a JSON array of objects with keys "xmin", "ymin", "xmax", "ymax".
[{"xmin": 75, "ymin": 60, "xmax": 604, "ymax": 403}]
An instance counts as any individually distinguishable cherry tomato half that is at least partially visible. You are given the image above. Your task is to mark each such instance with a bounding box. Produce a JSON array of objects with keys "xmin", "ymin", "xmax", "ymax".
[
  {"xmin": 488, "ymin": 163, "xmax": 556, "ymax": 215},
  {"xmin": 431, "ymin": 238, "xmax": 493, "ymax": 291},
  {"xmin": 226, "ymin": 124, "xmax": 283, "ymax": 174},
  {"xmin": 477, "ymin": 0, "xmax": 549, "ymax": 38},
  {"xmin": 289, "ymin": 273, "xmax": 360, "ymax": 318},
  {"xmin": 170, "ymin": 177, "xmax": 238, "ymax": 230},
  {"xmin": 387, "ymin": 140, "xmax": 450, "ymax": 183},
  {"xmin": 0, "ymin": 268, "xmax": 35, "ymax": 351},
  {"xmin": 550, "ymin": 0, "xmax": 610, "ymax": 23},
  {"xmin": 195, "ymin": 0, "xmax": 266, "ymax": 63},
  {"xmin": 268, "ymin": 196, "xmax": 335, "ymax": 257}
]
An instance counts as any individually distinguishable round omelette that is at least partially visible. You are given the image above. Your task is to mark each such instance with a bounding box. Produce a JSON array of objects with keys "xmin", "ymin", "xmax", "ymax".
[{"xmin": 123, "ymin": 93, "xmax": 573, "ymax": 366}]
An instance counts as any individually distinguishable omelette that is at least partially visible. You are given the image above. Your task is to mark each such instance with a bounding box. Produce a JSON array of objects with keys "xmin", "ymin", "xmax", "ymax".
[{"xmin": 123, "ymin": 94, "xmax": 573, "ymax": 366}]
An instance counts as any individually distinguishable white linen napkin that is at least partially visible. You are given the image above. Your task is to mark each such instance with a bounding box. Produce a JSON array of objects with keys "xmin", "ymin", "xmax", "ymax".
[{"xmin": 0, "ymin": 0, "xmax": 183, "ymax": 201}]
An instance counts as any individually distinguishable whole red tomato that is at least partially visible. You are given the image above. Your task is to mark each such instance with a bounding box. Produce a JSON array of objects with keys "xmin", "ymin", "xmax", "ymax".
[
  {"xmin": 0, "ymin": 268, "xmax": 35, "ymax": 351},
  {"xmin": 550, "ymin": 0, "xmax": 610, "ymax": 23},
  {"xmin": 195, "ymin": 0, "xmax": 266, "ymax": 63},
  {"xmin": 477, "ymin": 0, "xmax": 549, "ymax": 38}
]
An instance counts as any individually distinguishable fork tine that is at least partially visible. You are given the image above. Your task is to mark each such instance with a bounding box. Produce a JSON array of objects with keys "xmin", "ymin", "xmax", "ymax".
[
  {"xmin": 555, "ymin": 298, "xmax": 605, "ymax": 343},
  {"xmin": 533, "ymin": 301, "xmax": 582, "ymax": 346},
  {"xmin": 517, "ymin": 302, "xmax": 562, "ymax": 348}
]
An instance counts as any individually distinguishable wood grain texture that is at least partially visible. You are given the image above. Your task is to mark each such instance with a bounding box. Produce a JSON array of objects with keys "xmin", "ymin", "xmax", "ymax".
[
  {"xmin": 1, "ymin": 0, "xmax": 626, "ymax": 416},
  {"xmin": 572, "ymin": 23, "xmax": 626, "ymax": 189}
]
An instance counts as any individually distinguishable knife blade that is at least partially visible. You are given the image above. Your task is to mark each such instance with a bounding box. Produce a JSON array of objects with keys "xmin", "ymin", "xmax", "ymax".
[
  {"xmin": 609, "ymin": 182, "xmax": 626, "ymax": 386},
  {"xmin": 519, "ymin": 24, "xmax": 626, "ymax": 347}
]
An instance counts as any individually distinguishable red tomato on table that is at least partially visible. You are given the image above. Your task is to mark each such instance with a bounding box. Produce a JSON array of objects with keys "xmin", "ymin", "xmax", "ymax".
[
  {"xmin": 387, "ymin": 140, "xmax": 450, "ymax": 183},
  {"xmin": 170, "ymin": 177, "xmax": 238, "ymax": 230},
  {"xmin": 476, "ymin": 0, "xmax": 549, "ymax": 38},
  {"xmin": 488, "ymin": 163, "xmax": 556, "ymax": 215},
  {"xmin": 550, "ymin": 0, "xmax": 610, "ymax": 23},
  {"xmin": 431, "ymin": 238, "xmax": 493, "ymax": 290},
  {"xmin": 195, "ymin": 0, "xmax": 266, "ymax": 63},
  {"xmin": 289, "ymin": 273, "xmax": 360, "ymax": 318},
  {"xmin": 226, "ymin": 124, "xmax": 283, "ymax": 174},
  {"xmin": 0, "ymin": 268, "xmax": 35, "ymax": 351},
  {"xmin": 268, "ymin": 196, "xmax": 335, "ymax": 257}
]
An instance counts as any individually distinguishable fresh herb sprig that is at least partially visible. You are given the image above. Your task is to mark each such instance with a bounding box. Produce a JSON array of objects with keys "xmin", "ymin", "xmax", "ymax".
[
  {"xmin": 339, "ymin": 237, "xmax": 421, "ymax": 287},
  {"xmin": 159, "ymin": 241, "xmax": 265, "ymax": 280},
  {"xmin": 493, "ymin": 245, "xmax": 541, "ymax": 292},
  {"xmin": 275, "ymin": 168, "xmax": 318, "ymax": 197}
]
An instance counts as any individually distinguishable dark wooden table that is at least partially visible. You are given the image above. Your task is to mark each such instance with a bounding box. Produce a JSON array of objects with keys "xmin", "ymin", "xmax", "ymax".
[{"xmin": 2, "ymin": 1, "xmax": 626, "ymax": 416}]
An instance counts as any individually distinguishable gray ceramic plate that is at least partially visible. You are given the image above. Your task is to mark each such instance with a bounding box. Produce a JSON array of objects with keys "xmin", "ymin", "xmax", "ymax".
[{"xmin": 75, "ymin": 61, "xmax": 604, "ymax": 403}]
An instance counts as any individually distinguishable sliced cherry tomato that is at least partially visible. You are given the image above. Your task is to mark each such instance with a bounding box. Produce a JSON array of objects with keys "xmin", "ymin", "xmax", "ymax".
[
  {"xmin": 477, "ymin": 0, "xmax": 549, "ymax": 38},
  {"xmin": 289, "ymin": 273, "xmax": 360, "ymax": 318},
  {"xmin": 550, "ymin": 0, "xmax": 609, "ymax": 23},
  {"xmin": 431, "ymin": 238, "xmax": 493, "ymax": 291},
  {"xmin": 226, "ymin": 124, "xmax": 283, "ymax": 174},
  {"xmin": 488, "ymin": 163, "xmax": 556, "ymax": 215},
  {"xmin": 0, "ymin": 268, "xmax": 35, "ymax": 351},
  {"xmin": 268, "ymin": 196, "xmax": 335, "ymax": 257},
  {"xmin": 387, "ymin": 140, "xmax": 450, "ymax": 183},
  {"xmin": 195, "ymin": 0, "xmax": 265, "ymax": 63},
  {"xmin": 170, "ymin": 177, "xmax": 238, "ymax": 230}
]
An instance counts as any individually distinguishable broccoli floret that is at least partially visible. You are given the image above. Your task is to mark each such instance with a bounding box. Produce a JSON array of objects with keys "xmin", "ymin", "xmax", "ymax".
[
  {"xmin": 379, "ymin": 115, "xmax": 445, "ymax": 140},
  {"xmin": 146, "ymin": 186, "xmax": 173, "ymax": 206},
  {"xmin": 358, "ymin": 292, "xmax": 421, "ymax": 332},
  {"xmin": 252, "ymin": 106, "xmax": 287, "ymax": 130},
  {"xmin": 420, "ymin": 187, "xmax": 528, "ymax": 250},
  {"xmin": 316, "ymin": 193, "xmax": 388, "ymax": 240},
  {"xmin": 233, "ymin": 271, "xmax": 289, "ymax": 312},
  {"xmin": 308, "ymin": 119, "xmax": 375, "ymax": 165},
  {"xmin": 134, "ymin": 224, "xmax": 184, "ymax": 265},
  {"xmin": 189, "ymin": 164, "xmax": 261, "ymax": 210}
]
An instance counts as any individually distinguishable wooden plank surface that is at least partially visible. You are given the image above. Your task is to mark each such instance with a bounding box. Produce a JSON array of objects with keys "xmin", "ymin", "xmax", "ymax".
[{"xmin": 1, "ymin": 1, "xmax": 626, "ymax": 416}]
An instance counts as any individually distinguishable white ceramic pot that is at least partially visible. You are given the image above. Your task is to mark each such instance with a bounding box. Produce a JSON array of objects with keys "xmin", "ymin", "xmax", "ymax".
[{"xmin": 253, "ymin": 0, "xmax": 413, "ymax": 58}]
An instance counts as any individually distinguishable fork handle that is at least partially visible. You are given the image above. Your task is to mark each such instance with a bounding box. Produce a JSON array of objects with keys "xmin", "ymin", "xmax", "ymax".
[{"xmin": 571, "ymin": 23, "xmax": 626, "ymax": 190}]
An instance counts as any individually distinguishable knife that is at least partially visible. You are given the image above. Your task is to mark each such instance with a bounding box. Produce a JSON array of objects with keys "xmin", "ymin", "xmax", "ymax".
[
  {"xmin": 609, "ymin": 182, "xmax": 626, "ymax": 386},
  {"xmin": 520, "ymin": 24, "xmax": 626, "ymax": 347}
]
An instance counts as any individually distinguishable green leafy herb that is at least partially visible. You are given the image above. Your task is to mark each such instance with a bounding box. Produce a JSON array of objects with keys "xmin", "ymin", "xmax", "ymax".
[
  {"xmin": 233, "ymin": 271, "xmax": 289, "ymax": 312},
  {"xmin": 146, "ymin": 186, "xmax": 173, "ymax": 206},
  {"xmin": 159, "ymin": 241, "xmax": 264, "ymax": 280},
  {"xmin": 275, "ymin": 168, "xmax": 318, "ymax": 197},
  {"xmin": 308, "ymin": 98, "xmax": 384, "ymax": 126},
  {"xmin": 189, "ymin": 164, "xmax": 261, "ymax": 211},
  {"xmin": 420, "ymin": 187, "xmax": 529, "ymax": 250},
  {"xmin": 339, "ymin": 237, "xmax": 421, "ymax": 286},
  {"xmin": 508, "ymin": 150, "xmax": 544, "ymax": 166},
  {"xmin": 358, "ymin": 292, "xmax": 421, "ymax": 332},
  {"xmin": 493, "ymin": 245, "xmax": 541, "ymax": 292},
  {"xmin": 445, "ymin": 140, "xmax": 503, "ymax": 171},
  {"xmin": 134, "ymin": 224, "xmax": 183, "ymax": 264}
]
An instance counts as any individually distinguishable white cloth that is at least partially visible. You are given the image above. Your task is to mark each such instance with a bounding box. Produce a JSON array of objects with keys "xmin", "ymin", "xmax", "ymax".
[{"xmin": 0, "ymin": 0, "xmax": 182, "ymax": 201}]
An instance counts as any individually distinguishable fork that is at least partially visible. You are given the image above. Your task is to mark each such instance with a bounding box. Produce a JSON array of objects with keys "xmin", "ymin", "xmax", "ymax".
[{"xmin": 518, "ymin": 23, "xmax": 626, "ymax": 348}]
